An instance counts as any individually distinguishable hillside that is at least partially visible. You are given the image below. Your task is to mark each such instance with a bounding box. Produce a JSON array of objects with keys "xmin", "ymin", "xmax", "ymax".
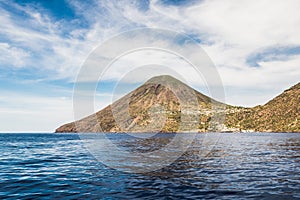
[
  {"xmin": 226, "ymin": 83, "xmax": 300, "ymax": 132},
  {"xmin": 56, "ymin": 76, "xmax": 300, "ymax": 133}
]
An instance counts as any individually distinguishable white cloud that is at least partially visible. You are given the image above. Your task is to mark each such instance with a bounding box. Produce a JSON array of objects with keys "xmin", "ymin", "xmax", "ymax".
[
  {"xmin": 0, "ymin": 0, "xmax": 133, "ymax": 81},
  {"xmin": 3, "ymin": 0, "xmax": 298, "ymax": 88},
  {"xmin": 2, "ymin": 0, "xmax": 300, "ymax": 81},
  {"xmin": 0, "ymin": 92, "xmax": 73, "ymax": 132},
  {"xmin": 0, "ymin": 43, "xmax": 31, "ymax": 67},
  {"xmin": 115, "ymin": 0, "xmax": 300, "ymax": 105}
]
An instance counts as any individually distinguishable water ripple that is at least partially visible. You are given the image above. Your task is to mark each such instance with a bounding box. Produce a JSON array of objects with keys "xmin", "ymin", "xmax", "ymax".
[{"xmin": 0, "ymin": 133, "xmax": 299, "ymax": 199}]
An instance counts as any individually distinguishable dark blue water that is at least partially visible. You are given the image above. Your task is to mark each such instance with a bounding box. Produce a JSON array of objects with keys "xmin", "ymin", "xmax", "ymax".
[{"xmin": 0, "ymin": 133, "xmax": 299, "ymax": 199}]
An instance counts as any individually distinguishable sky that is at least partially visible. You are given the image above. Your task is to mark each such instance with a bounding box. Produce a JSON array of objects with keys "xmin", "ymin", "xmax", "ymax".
[{"xmin": 0, "ymin": 0, "xmax": 300, "ymax": 132}]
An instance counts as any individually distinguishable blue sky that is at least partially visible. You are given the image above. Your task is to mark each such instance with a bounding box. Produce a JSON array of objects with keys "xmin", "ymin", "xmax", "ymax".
[{"xmin": 0, "ymin": 0, "xmax": 300, "ymax": 132}]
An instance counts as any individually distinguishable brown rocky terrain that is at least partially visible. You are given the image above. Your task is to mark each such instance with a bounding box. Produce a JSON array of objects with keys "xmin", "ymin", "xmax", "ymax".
[
  {"xmin": 56, "ymin": 75, "xmax": 300, "ymax": 133},
  {"xmin": 226, "ymin": 83, "xmax": 300, "ymax": 132}
]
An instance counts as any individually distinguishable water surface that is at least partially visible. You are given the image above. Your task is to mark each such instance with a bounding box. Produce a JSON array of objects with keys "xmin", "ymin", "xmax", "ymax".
[{"xmin": 0, "ymin": 133, "xmax": 299, "ymax": 199}]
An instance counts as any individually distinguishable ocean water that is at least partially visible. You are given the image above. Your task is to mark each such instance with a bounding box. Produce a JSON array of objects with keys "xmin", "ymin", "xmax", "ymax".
[{"xmin": 0, "ymin": 133, "xmax": 299, "ymax": 199}]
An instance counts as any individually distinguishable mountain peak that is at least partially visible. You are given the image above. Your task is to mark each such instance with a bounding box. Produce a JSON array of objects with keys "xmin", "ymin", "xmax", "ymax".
[
  {"xmin": 145, "ymin": 75, "xmax": 191, "ymax": 92},
  {"xmin": 56, "ymin": 74, "xmax": 215, "ymax": 133},
  {"xmin": 146, "ymin": 75, "xmax": 184, "ymax": 84},
  {"xmin": 55, "ymin": 78, "xmax": 300, "ymax": 133}
]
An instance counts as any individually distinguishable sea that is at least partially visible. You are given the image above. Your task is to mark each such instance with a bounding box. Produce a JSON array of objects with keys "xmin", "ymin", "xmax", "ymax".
[{"xmin": 0, "ymin": 133, "xmax": 299, "ymax": 199}]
